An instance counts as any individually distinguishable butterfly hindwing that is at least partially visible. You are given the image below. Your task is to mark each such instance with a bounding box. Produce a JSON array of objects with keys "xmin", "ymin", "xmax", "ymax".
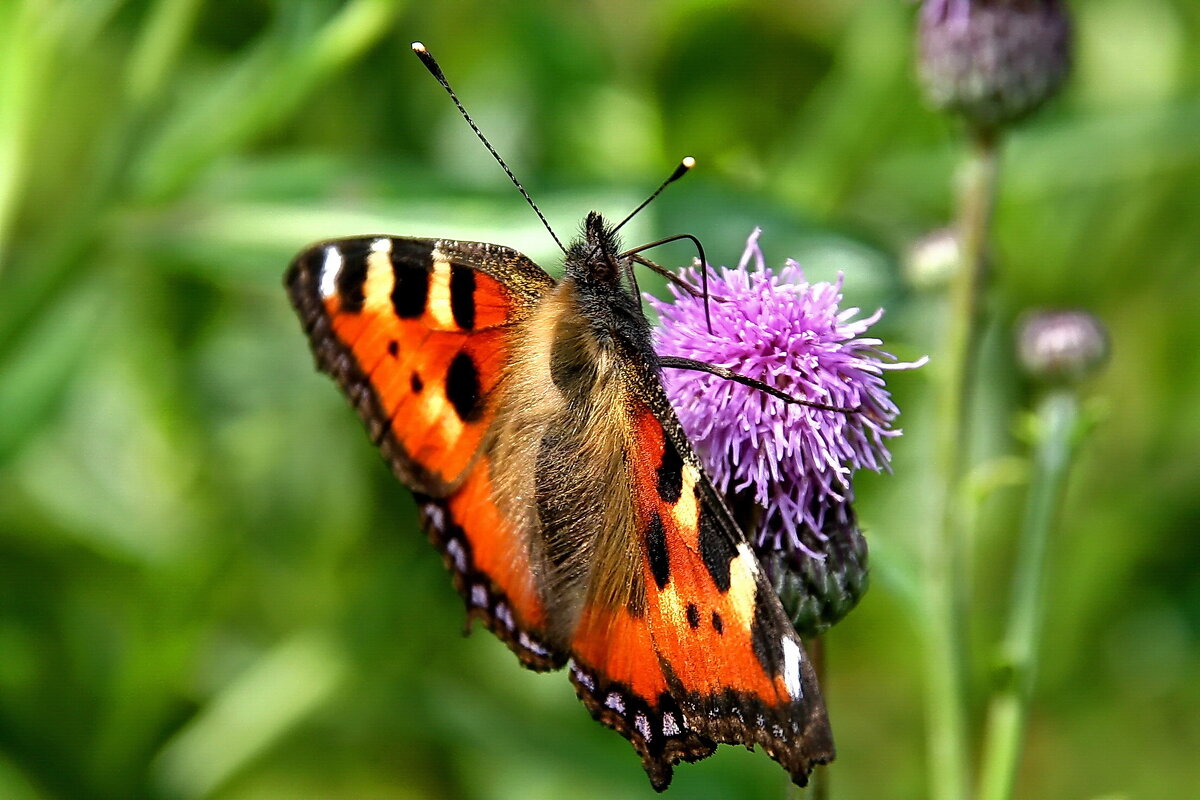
[
  {"xmin": 567, "ymin": 383, "xmax": 833, "ymax": 789},
  {"xmin": 414, "ymin": 462, "xmax": 563, "ymax": 670},
  {"xmin": 286, "ymin": 236, "xmax": 565, "ymax": 669}
]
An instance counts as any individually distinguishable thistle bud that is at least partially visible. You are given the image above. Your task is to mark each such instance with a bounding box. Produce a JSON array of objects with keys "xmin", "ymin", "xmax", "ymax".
[
  {"xmin": 1017, "ymin": 309, "xmax": 1109, "ymax": 384},
  {"xmin": 905, "ymin": 228, "xmax": 961, "ymax": 290},
  {"xmin": 759, "ymin": 500, "xmax": 870, "ymax": 638},
  {"xmin": 917, "ymin": 0, "xmax": 1072, "ymax": 130}
]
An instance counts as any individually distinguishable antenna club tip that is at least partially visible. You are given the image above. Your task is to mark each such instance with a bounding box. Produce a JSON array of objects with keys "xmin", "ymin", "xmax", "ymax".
[
  {"xmin": 682, "ymin": 156, "xmax": 696, "ymax": 168},
  {"xmin": 411, "ymin": 41, "xmax": 427, "ymax": 53}
]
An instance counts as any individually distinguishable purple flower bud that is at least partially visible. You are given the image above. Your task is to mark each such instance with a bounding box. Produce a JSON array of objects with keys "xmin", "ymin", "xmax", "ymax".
[
  {"xmin": 906, "ymin": 228, "xmax": 961, "ymax": 291},
  {"xmin": 917, "ymin": 0, "xmax": 1072, "ymax": 130},
  {"xmin": 650, "ymin": 230, "xmax": 925, "ymax": 633},
  {"xmin": 1017, "ymin": 309, "xmax": 1109, "ymax": 384}
]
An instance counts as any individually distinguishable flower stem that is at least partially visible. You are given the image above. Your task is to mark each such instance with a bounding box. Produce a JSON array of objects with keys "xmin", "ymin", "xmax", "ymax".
[
  {"xmin": 809, "ymin": 637, "xmax": 828, "ymax": 800},
  {"xmin": 977, "ymin": 390, "xmax": 1078, "ymax": 800},
  {"xmin": 925, "ymin": 126, "xmax": 1000, "ymax": 800}
]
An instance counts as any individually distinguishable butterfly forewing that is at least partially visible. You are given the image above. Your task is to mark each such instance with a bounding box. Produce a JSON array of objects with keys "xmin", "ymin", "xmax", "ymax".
[{"xmin": 286, "ymin": 236, "xmax": 565, "ymax": 669}]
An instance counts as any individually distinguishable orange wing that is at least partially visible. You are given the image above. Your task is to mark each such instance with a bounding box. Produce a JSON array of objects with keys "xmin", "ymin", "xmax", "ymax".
[
  {"xmin": 286, "ymin": 236, "xmax": 564, "ymax": 669},
  {"xmin": 568, "ymin": 393, "xmax": 834, "ymax": 790}
]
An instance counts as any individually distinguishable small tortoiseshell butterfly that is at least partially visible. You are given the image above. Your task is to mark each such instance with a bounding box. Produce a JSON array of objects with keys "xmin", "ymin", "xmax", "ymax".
[{"xmin": 285, "ymin": 42, "xmax": 834, "ymax": 791}]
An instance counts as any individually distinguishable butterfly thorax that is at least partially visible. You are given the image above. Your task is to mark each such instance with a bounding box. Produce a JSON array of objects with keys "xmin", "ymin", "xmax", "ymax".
[{"xmin": 478, "ymin": 212, "xmax": 668, "ymax": 643}]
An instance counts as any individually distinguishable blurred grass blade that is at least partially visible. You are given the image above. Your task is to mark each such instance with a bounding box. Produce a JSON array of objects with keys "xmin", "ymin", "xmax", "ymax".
[
  {"xmin": 0, "ymin": 281, "xmax": 103, "ymax": 463},
  {"xmin": 151, "ymin": 632, "xmax": 348, "ymax": 800},
  {"xmin": 862, "ymin": 526, "xmax": 921, "ymax": 615},
  {"xmin": 125, "ymin": 0, "xmax": 203, "ymax": 109},
  {"xmin": 47, "ymin": 0, "xmax": 129, "ymax": 52},
  {"xmin": 135, "ymin": 0, "xmax": 403, "ymax": 201},
  {"xmin": 0, "ymin": 754, "xmax": 45, "ymax": 800},
  {"xmin": 770, "ymin": 0, "xmax": 911, "ymax": 215},
  {"xmin": 0, "ymin": 0, "xmax": 128, "ymax": 267},
  {"xmin": 0, "ymin": 0, "xmax": 396, "ymax": 365},
  {"xmin": 0, "ymin": 1, "xmax": 50, "ymax": 267}
]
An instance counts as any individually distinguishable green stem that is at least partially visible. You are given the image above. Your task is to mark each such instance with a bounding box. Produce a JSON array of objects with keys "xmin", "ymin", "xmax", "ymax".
[
  {"xmin": 924, "ymin": 126, "xmax": 1001, "ymax": 800},
  {"xmin": 810, "ymin": 637, "xmax": 828, "ymax": 800},
  {"xmin": 977, "ymin": 390, "xmax": 1078, "ymax": 800}
]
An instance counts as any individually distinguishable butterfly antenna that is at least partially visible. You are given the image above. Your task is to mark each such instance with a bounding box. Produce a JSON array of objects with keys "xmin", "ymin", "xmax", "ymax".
[
  {"xmin": 611, "ymin": 156, "xmax": 695, "ymax": 235},
  {"xmin": 611, "ymin": 157, "xmax": 712, "ymax": 330},
  {"xmin": 623, "ymin": 232, "xmax": 714, "ymax": 334},
  {"xmin": 412, "ymin": 42, "xmax": 566, "ymax": 254}
]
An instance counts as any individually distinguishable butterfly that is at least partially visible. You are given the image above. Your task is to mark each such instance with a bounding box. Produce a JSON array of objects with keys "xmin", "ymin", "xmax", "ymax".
[{"xmin": 283, "ymin": 42, "xmax": 834, "ymax": 792}]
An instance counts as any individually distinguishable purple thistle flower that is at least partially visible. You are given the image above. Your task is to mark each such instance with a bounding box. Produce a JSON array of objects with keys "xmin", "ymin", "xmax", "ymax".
[{"xmin": 649, "ymin": 229, "xmax": 924, "ymax": 633}]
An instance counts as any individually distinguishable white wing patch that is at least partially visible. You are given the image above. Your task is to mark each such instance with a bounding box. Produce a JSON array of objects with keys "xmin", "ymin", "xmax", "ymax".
[
  {"xmin": 782, "ymin": 636, "xmax": 803, "ymax": 699},
  {"xmin": 319, "ymin": 246, "xmax": 343, "ymax": 299},
  {"xmin": 735, "ymin": 543, "xmax": 759, "ymax": 577}
]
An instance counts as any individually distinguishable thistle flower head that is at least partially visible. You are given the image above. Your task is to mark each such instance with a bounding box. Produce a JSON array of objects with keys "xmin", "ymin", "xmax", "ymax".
[
  {"xmin": 650, "ymin": 229, "xmax": 925, "ymax": 552},
  {"xmin": 650, "ymin": 230, "xmax": 925, "ymax": 633}
]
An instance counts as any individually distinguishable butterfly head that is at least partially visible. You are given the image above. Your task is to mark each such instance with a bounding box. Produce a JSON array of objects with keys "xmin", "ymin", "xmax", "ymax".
[
  {"xmin": 554, "ymin": 211, "xmax": 661, "ymax": 367},
  {"xmin": 565, "ymin": 212, "xmax": 625, "ymax": 287}
]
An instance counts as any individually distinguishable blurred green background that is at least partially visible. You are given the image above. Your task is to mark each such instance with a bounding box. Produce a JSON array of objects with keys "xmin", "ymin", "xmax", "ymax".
[{"xmin": 1, "ymin": 1, "xmax": 1198, "ymax": 798}]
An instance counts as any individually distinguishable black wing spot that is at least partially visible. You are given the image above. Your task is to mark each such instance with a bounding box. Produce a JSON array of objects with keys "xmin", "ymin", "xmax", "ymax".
[
  {"xmin": 698, "ymin": 511, "xmax": 736, "ymax": 593},
  {"xmin": 390, "ymin": 241, "xmax": 433, "ymax": 319},
  {"xmin": 449, "ymin": 264, "xmax": 476, "ymax": 330},
  {"xmin": 686, "ymin": 603, "xmax": 700, "ymax": 629},
  {"xmin": 646, "ymin": 512, "xmax": 670, "ymax": 590},
  {"xmin": 336, "ymin": 247, "xmax": 370, "ymax": 313},
  {"xmin": 387, "ymin": 340, "xmax": 399, "ymax": 358},
  {"xmin": 410, "ymin": 371, "xmax": 424, "ymax": 393},
  {"xmin": 655, "ymin": 441, "xmax": 684, "ymax": 504},
  {"xmin": 711, "ymin": 610, "xmax": 724, "ymax": 634},
  {"xmin": 750, "ymin": 582, "xmax": 785, "ymax": 676},
  {"xmin": 445, "ymin": 352, "xmax": 481, "ymax": 422}
]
